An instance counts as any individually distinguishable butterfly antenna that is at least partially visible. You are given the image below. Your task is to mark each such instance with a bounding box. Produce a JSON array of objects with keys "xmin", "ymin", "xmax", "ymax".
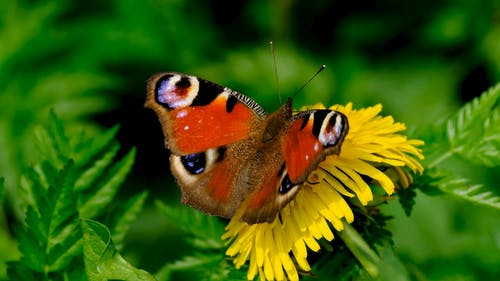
[
  {"xmin": 291, "ymin": 65, "xmax": 326, "ymax": 99},
  {"xmin": 269, "ymin": 41, "xmax": 282, "ymax": 104}
]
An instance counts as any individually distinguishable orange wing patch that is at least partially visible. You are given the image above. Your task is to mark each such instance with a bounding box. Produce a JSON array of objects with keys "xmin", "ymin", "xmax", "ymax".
[
  {"xmin": 283, "ymin": 116, "xmax": 324, "ymax": 182},
  {"xmin": 170, "ymin": 95, "xmax": 257, "ymax": 154}
]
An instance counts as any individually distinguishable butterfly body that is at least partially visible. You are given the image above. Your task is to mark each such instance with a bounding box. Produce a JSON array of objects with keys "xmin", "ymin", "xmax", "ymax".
[{"xmin": 146, "ymin": 72, "xmax": 349, "ymax": 223}]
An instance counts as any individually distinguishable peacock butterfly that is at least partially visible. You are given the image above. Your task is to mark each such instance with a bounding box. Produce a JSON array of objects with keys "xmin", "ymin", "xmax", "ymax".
[{"xmin": 145, "ymin": 72, "xmax": 349, "ymax": 224}]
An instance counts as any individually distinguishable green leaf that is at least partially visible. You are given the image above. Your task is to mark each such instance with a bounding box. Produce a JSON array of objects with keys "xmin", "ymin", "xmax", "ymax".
[
  {"xmin": 74, "ymin": 143, "xmax": 119, "ymax": 192},
  {"xmin": 8, "ymin": 112, "xmax": 143, "ymax": 279},
  {"xmin": 349, "ymin": 208, "xmax": 393, "ymax": 252},
  {"xmin": 47, "ymin": 228, "xmax": 83, "ymax": 271},
  {"xmin": 446, "ymin": 84, "xmax": 499, "ymax": 166},
  {"xmin": 309, "ymin": 249, "xmax": 360, "ymax": 281},
  {"xmin": 13, "ymin": 160, "xmax": 80, "ymax": 276},
  {"xmin": 437, "ymin": 173, "xmax": 499, "ymax": 209},
  {"xmin": 15, "ymin": 213, "xmax": 46, "ymax": 272},
  {"xmin": 419, "ymin": 84, "xmax": 500, "ymax": 210},
  {"xmin": 155, "ymin": 252, "xmax": 246, "ymax": 281},
  {"xmin": 155, "ymin": 255, "xmax": 208, "ymax": 281},
  {"xmin": 416, "ymin": 168, "xmax": 500, "ymax": 210},
  {"xmin": 74, "ymin": 125, "xmax": 121, "ymax": 173},
  {"xmin": 410, "ymin": 172, "xmax": 445, "ymax": 196},
  {"xmin": 79, "ymin": 148, "xmax": 136, "ymax": 218},
  {"xmin": 81, "ymin": 219, "xmax": 156, "ymax": 281},
  {"xmin": 104, "ymin": 191, "xmax": 149, "ymax": 251},
  {"xmin": 155, "ymin": 201, "xmax": 225, "ymax": 250},
  {"xmin": 154, "ymin": 202, "xmax": 236, "ymax": 280},
  {"xmin": 398, "ymin": 186, "xmax": 417, "ymax": 216},
  {"xmin": 427, "ymin": 83, "xmax": 500, "ymax": 168}
]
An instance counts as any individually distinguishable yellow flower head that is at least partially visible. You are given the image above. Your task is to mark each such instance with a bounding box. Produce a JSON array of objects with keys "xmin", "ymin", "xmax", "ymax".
[{"xmin": 222, "ymin": 103, "xmax": 424, "ymax": 281}]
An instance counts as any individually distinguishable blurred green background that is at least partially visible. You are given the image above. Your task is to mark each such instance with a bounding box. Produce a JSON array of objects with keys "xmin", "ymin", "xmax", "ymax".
[{"xmin": 0, "ymin": 0, "xmax": 499, "ymax": 280}]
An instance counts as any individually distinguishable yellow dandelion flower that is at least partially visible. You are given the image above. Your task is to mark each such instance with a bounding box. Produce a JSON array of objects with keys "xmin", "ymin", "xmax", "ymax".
[{"xmin": 222, "ymin": 103, "xmax": 424, "ymax": 281}]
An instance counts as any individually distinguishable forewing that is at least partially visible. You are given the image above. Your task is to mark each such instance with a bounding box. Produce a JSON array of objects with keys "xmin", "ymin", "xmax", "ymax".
[{"xmin": 145, "ymin": 72, "xmax": 266, "ymax": 155}]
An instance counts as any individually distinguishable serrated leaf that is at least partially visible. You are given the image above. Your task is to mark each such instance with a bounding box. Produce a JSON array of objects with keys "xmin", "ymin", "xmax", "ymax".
[
  {"xmin": 410, "ymin": 172, "xmax": 445, "ymax": 196},
  {"xmin": 9, "ymin": 110, "xmax": 142, "ymax": 279},
  {"xmin": 449, "ymin": 84, "xmax": 500, "ymax": 166},
  {"xmin": 163, "ymin": 255, "xmax": 222, "ymax": 271},
  {"xmin": 427, "ymin": 83, "xmax": 500, "ymax": 168},
  {"xmin": 439, "ymin": 177, "xmax": 500, "ymax": 209},
  {"xmin": 18, "ymin": 161, "xmax": 59, "ymax": 215},
  {"xmin": 398, "ymin": 186, "xmax": 417, "ymax": 216},
  {"xmin": 47, "ymin": 225, "xmax": 82, "ymax": 271},
  {"xmin": 74, "ymin": 143, "xmax": 120, "ymax": 192},
  {"xmin": 310, "ymin": 249, "xmax": 359, "ymax": 281},
  {"xmin": 155, "ymin": 201, "xmax": 225, "ymax": 250},
  {"xmin": 23, "ymin": 206, "xmax": 48, "ymax": 250},
  {"xmin": 104, "ymin": 191, "xmax": 148, "ymax": 251},
  {"xmin": 16, "ymin": 218, "xmax": 46, "ymax": 272},
  {"xmin": 418, "ymin": 169, "xmax": 500, "ymax": 210},
  {"xmin": 74, "ymin": 125, "xmax": 120, "ymax": 167},
  {"xmin": 81, "ymin": 219, "xmax": 156, "ymax": 281},
  {"xmin": 154, "ymin": 202, "xmax": 231, "ymax": 280},
  {"xmin": 155, "ymin": 255, "xmax": 229, "ymax": 281},
  {"xmin": 420, "ymin": 84, "xmax": 500, "ymax": 210},
  {"xmin": 79, "ymin": 148, "xmax": 136, "ymax": 218},
  {"xmin": 33, "ymin": 112, "xmax": 72, "ymax": 169},
  {"xmin": 42, "ymin": 162, "xmax": 79, "ymax": 236},
  {"xmin": 16, "ymin": 160, "xmax": 81, "ymax": 274},
  {"xmin": 47, "ymin": 110, "xmax": 72, "ymax": 162}
]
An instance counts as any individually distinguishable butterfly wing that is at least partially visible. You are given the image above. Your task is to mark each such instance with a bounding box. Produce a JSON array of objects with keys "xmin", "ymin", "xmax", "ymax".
[
  {"xmin": 283, "ymin": 110, "xmax": 349, "ymax": 183},
  {"xmin": 239, "ymin": 107, "xmax": 349, "ymax": 223},
  {"xmin": 145, "ymin": 72, "xmax": 267, "ymax": 155},
  {"xmin": 145, "ymin": 72, "xmax": 266, "ymax": 218}
]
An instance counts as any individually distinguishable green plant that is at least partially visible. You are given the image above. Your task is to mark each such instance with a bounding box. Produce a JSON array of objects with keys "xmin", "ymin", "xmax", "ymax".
[{"xmin": 6, "ymin": 113, "xmax": 147, "ymax": 280}]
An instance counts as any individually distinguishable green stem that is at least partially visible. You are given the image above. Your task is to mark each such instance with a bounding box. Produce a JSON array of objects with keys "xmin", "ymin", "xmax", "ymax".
[{"xmin": 338, "ymin": 220, "xmax": 380, "ymax": 279}]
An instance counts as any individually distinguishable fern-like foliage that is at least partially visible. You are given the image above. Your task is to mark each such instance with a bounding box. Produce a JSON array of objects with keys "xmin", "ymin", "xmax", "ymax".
[
  {"xmin": 7, "ymin": 113, "xmax": 147, "ymax": 280},
  {"xmin": 420, "ymin": 169, "xmax": 500, "ymax": 209},
  {"xmin": 156, "ymin": 201, "xmax": 224, "ymax": 250},
  {"xmin": 420, "ymin": 84, "xmax": 500, "ymax": 209},
  {"xmin": 427, "ymin": 84, "xmax": 499, "ymax": 167},
  {"xmin": 154, "ymin": 201, "xmax": 246, "ymax": 281},
  {"xmin": 155, "ymin": 254, "xmax": 244, "ymax": 281},
  {"xmin": 11, "ymin": 161, "xmax": 81, "ymax": 279}
]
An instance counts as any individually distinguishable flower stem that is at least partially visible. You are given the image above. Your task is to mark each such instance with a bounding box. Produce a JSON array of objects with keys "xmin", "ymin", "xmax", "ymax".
[{"xmin": 338, "ymin": 220, "xmax": 380, "ymax": 278}]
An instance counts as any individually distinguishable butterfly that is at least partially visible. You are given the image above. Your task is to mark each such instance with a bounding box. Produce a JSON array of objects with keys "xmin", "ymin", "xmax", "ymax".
[{"xmin": 145, "ymin": 72, "xmax": 349, "ymax": 224}]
